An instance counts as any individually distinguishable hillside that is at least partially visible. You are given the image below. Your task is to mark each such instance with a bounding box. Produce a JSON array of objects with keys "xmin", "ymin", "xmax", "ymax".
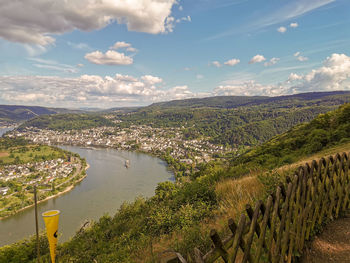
[
  {"xmin": 0, "ymin": 105, "xmax": 81, "ymax": 123},
  {"xmin": 234, "ymin": 102, "xmax": 350, "ymax": 169},
  {"xmin": 18, "ymin": 113, "xmax": 115, "ymax": 131},
  {"xmin": 116, "ymin": 91, "xmax": 350, "ymax": 147},
  {"xmin": 1, "ymin": 103, "xmax": 350, "ymax": 263},
  {"xmin": 146, "ymin": 91, "xmax": 349, "ymax": 109}
]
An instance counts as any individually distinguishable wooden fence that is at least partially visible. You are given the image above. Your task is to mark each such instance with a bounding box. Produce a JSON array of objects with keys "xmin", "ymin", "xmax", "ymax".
[{"xmin": 166, "ymin": 152, "xmax": 350, "ymax": 263}]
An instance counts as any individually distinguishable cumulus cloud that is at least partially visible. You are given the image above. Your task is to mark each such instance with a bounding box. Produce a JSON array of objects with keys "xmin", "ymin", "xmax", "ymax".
[
  {"xmin": 264, "ymin": 57, "xmax": 280, "ymax": 67},
  {"xmin": 290, "ymin": 22, "xmax": 298, "ymax": 28},
  {"xmin": 216, "ymin": 53, "xmax": 350, "ymax": 97},
  {"xmin": 110, "ymin": 41, "xmax": 137, "ymax": 52},
  {"xmin": 293, "ymin": 51, "xmax": 308, "ymax": 61},
  {"xmin": 0, "ymin": 74, "xmax": 195, "ymax": 107},
  {"xmin": 214, "ymin": 81, "xmax": 288, "ymax": 96},
  {"xmin": 291, "ymin": 53, "xmax": 350, "ymax": 92},
  {"xmin": 224, "ymin": 58, "xmax": 240, "ymax": 66},
  {"xmin": 277, "ymin": 26, "xmax": 287, "ymax": 33},
  {"xmin": 0, "ymin": 0, "xmax": 178, "ymax": 46},
  {"xmin": 211, "ymin": 61, "xmax": 222, "ymax": 68},
  {"xmin": 2, "ymin": 53, "xmax": 350, "ymax": 107},
  {"xmin": 141, "ymin": 75, "xmax": 163, "ymax": 85},
  {"xmin": 287, "ymin": 73, "xmax": 302, "ymax": 82},
  {"xmin": 85, "ymin": 50, "xmax": 133, "ymax": 65},
  {"xmin": 249, "ymin": 54, "xmax": 266, "ymax": 64}
]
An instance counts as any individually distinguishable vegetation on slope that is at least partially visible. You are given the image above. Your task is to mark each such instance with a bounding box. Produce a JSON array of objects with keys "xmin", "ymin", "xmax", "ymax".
[
  {"xmin": 0, "ymin": 105, "xmax": 81, "ymax": 123},
  {"xmin": 1, "ymin": 102, "xmax": 350, "ymax": 263},
  {"xmin": 18, "ymin": 114, "xmax": 115, "ymax": 131},
  {"xmin": 235, "ymin": 102, "xmax": 350, "ymax": 169},
  {"xmin": 116, "ymin": 91, "xmax": 350, "ymax": 146}
]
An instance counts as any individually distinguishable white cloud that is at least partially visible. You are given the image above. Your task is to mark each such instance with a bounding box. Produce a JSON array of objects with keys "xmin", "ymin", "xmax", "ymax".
[
  {"xmin": 110, "ymin": 42, "xmax": 131, "ymax": 49},
  {"xmin": 207, "ymin": 0, "xmax": 334, "ymax": 40},
  {"xmin": 0, "ymin": 0, "xmax": 178, "ymax": 46},
  {"xmin": 224, "ymin": 58, "xmax": 240, "ymax": 66},
  {"xmin": 214, "ymin": 81, "xmax": 288, "ymax": 96},
  {"xmin": 179, "ymin": 6, "xmax": 183, "ymax": 11},
  {"xmin": 67, "ymin": 42, "xmax": 91, "ymax": 51},
  {"xmin": 292, "ymin": 53, "xmax": 350, "ymax": 92},
  {"xmin": 290, "ymin": 22, "xmax": 298, "ymax": 28},
  {"xmin": 176, "ymin": 16, "xmax": 191, "ymax": 23},
  {"xmin": 217, "ymin": 53, "xmax": 350, "ymax": 97},
  {"xmin": 294, "ymin": 51, "xmax": 301, "ymax": 57},
  {"xmin": 196, "ymin": 74, "xmax": 204, "ymax": 80},
  {"xmin": 249, "ymin": 54, "xmax": 266, "ymax": 64},
  {"xmin": 28, "ymin": 58, "xmax": 79, "ymax": 73},
  {"xmin": 141, "ymin": 75, "xmax": 163, "ymax": 85},
  {"xmin": 256, "ymin": 0, "xmax": 334, "ymax": 30},
  {"xmin": 287, "ymin": 73, "xmax": 302, "ymax": 82},
  {"xmin": 0, "ymin": 74, "xmax": 195, "ymax": 107},
  {"xmin": 2, "ymin": 53, "xmax": 349, "ymax": 108},
  {"xmin": 277, "ymin": 26, "xmax": 287, "ymax": 33},
  {"xmin": 126, "ymin": 47, "xmax": 138, "ymax": 52},
  {"xmin": 297, "ymin": 56, "xmax": 309, "ymax": 61},
  {"xmin": 110, "ymin": 41, "xmax": 138, "ymax": 52},
  {"xmin": 85, "ymin": 50, "xmax": 133, "ymax": 65},
  {"xmin": 264, "ymin": 57, "xmax": 280, "ymax": 67},
  {"xmin": 211, "ymin": 61, "xmax": 222, "ymax": 68}
]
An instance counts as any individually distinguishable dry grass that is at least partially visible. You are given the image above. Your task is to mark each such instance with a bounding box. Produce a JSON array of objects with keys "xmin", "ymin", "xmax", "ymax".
[
  {"xmin": 215, "ymin": 176, "xmax": 264, "ymax": 223},
  {"xmin": 140, "ymin": 176, "xmax": 265, "ymax": 262}
]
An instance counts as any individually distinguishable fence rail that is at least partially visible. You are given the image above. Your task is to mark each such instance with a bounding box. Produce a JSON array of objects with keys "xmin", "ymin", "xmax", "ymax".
[{"xmin": 166, "ymin": 152, "xmax": 350, "ymax": 263}]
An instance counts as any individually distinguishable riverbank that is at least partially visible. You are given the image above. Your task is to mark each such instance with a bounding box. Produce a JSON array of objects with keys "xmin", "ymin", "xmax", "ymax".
[{"xmin": 0, "ymin": 160, "xmax": 89, "ymax": 220}]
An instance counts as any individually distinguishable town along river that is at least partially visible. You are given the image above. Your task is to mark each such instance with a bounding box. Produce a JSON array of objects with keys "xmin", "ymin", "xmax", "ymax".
[{"xmin": 0, "ymin": 145, "xmax": 174, "ymax": 246}]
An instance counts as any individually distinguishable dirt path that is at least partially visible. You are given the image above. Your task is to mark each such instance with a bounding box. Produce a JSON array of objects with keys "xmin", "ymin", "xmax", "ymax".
[{"xmin": 301, "ymin": 214, "xmax": 350, "ymax": 263}]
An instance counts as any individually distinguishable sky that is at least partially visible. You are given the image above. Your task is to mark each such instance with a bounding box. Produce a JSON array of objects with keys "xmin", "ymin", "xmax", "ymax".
[{"xmin": 0, "ymin": 0, "xmax": 350, "ymax": 108}]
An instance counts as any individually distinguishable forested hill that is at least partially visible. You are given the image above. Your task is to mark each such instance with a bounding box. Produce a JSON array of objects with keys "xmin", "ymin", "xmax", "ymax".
[
  {"xmin": 0, "ymin": 105, "xmax": 81, "ymax": 123},
  {"xmin": 116, "ymin": 91, "xmax": 350, "ymax": 147},
  {"xmin": 233, "ymin": 102, "xmax": 350, "ymax": 169},
  {"xmin": 18, "ymin": 114, "xmax": 115, "ymax": 131},
  {"xmin": 145, "ymin": 91, "xmax": 350, "ymax": 109}
]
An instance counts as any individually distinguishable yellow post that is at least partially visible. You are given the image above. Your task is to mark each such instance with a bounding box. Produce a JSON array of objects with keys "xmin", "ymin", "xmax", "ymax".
[{"xmin": 42, "ymin": 210, "xmax": 60, "ymax": 263}]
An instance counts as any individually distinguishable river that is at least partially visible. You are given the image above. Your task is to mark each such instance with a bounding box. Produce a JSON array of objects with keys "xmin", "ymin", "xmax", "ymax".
[{"xmin": 0, "ymin": 129, "xmax": 173, "ymax": 246}]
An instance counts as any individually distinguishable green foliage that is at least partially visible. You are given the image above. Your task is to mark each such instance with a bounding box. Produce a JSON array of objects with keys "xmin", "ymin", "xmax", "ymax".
[
  {"xmin": 234, "ymin": 103, "xmax": 350, "ymax": 169},
  {"xmin": 0, "ymin": 137, "xmax": 27, "ymax": 149},
  {"xmin": 258, "ymin": 172, "xmax": 284, "ymax": 198},
  {"xmin": 0, "ymin": 233, "xmax": 49, "ymax": 263},
  {"xmin": 115, "ymin": 92, "xmax": 350, "ymax": 147},
  {"xmin": 19, "ymin": 113, "xmax": 115, "ymax": 131}
]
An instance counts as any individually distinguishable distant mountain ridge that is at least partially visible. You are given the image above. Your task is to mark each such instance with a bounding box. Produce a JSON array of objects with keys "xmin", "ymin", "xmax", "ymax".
[
  {"xmin": 0, "ymin": 105, "xmax": 82, "ymax": 122},
  {"xmin": 146, "ymin": 91, "xmax": 350, "ymax": 109}
]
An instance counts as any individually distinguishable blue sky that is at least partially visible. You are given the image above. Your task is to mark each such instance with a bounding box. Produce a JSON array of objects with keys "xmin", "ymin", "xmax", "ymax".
[{"xmin": 0, "ymin": 0, "xmax": 349, "ymax": 108}]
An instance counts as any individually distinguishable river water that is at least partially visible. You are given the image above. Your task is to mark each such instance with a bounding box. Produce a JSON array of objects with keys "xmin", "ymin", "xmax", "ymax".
[{"xmin": 0, "ymin": 131, "xmax": 173, "ymax": 246}]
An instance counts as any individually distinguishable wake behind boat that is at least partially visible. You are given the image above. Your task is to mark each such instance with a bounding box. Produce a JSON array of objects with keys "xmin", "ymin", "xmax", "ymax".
[{"xmin": 125, "ymin": 160, "xmax": 130, "ymax": 168}]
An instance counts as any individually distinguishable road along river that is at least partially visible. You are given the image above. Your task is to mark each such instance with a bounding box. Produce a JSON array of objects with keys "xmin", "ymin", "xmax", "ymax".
[{"xmin": 0, "ymin": 144, "xmax": 173, "ymax": 246}]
